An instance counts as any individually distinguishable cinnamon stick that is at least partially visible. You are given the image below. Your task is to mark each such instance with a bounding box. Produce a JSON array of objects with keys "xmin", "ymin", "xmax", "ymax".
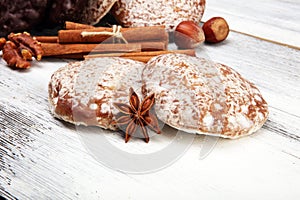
[
  {"xmin": 35, "ymin": 36, "xmax": 58, "ymax": 43},
  {"xmin": 41, "ymin": 43, "xmax": 142, "ymax": 56},
  {"xmin": 84, "ymin": 49, "xmax": 196, "ymax": 62},
  {"xmin": 41, "ymin": 41, "xmax": 168, "ymax": 56},
  {"xmin": 141, "ymin": 41, "xmax": 167, "ymax": 51},
  {"xmin": 65, "ymin": 21, "xmax": 95, "ymax": 30},
  {"xmin": 58, "ymin": 26, "xmax": 168, "ymax": 44},
  {"xmin": 49, "ymin": 49, "xmax": 195, "ymax": 61},
  {"xmin": 52, "ymin": 53, "xmax": 86, "ymax": 59},
  {"xmin": 52, "ymin": 54, "xmax": 152, "ymax": 61}
]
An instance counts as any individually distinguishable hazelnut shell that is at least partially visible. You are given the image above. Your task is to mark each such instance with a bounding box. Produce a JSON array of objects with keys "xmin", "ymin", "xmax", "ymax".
[
  {"xmin": 203, "ymin": 17, "xmax": 229, "ymax": 43},
  {"xmin": 174, "ymin": 21, "xmax": 205, "ymax": 49}
]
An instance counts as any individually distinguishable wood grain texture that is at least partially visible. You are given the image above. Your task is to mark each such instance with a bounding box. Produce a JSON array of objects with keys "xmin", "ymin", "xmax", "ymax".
[
  {"xmin": 1, "ymin": 1, "xmax": 300, "ymax": 199},
  {"xmin": 1, "ymin": 30, "xmax": 300, "ymax": 199},
  {"xmin": 202, "ymin": 0, "xmax": 300, "ymax": 48}
]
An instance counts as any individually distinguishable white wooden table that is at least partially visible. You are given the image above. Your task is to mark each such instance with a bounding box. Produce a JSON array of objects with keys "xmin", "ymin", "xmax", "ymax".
[{"xmin": 1, "ymin": 0, "xmax": 300, "ymax": 199}]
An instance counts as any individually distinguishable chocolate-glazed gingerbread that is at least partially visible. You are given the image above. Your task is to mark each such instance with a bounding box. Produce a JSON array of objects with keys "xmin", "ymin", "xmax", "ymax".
[{"xmin": 0, "ymin": 0, "xmax": 49, "ymax": 37}]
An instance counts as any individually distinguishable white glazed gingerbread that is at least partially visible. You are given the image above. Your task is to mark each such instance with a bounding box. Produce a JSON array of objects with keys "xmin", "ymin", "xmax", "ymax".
[
  {"xmin": 112, "ymin": 0, "xmax": 206, "ymax": 31},
  {"xmin": 142, "ymin": 54, "xmax": 268, "ymax": 138},
  {"xmin": 48, "ymin": 57, "xmax": 144, "ymax": 130}
]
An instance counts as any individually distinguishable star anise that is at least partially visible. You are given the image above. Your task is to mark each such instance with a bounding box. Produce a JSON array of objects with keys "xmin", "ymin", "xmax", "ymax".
[{"xmin": 113, "ymin": 88, "xmax": 161, "ymax": 143}]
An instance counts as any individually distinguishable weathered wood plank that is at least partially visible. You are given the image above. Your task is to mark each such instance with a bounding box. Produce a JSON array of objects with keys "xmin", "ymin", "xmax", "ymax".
[
  {"xmin": 203, "ymin": 0, "xmax": 300, "ymax": 48},
  {"xmin": 1, "ymin": 30, "xmax": 300, "ymax": 199},
  {"xmin": 200, "ymin": 31, "xmax": 300, "ymax": 158}
]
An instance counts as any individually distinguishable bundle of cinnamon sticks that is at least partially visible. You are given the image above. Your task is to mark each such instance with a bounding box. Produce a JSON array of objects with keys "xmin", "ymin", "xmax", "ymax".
[{"xmin": 37, "ymin": 21, "xmax": 195, "ymax": 62}]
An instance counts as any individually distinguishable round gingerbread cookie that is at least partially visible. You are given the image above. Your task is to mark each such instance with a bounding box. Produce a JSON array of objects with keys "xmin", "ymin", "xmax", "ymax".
[
  {"xmin": 142, "ymin": 54, "xmax": 269, "ymax": 138},
  {"xmin": 48, "ymin": 57, "xmax": 145, "ymax": 130},
  {"xmin": 112, "ymin": 0, "xmax": 206, "ymax": 31}
]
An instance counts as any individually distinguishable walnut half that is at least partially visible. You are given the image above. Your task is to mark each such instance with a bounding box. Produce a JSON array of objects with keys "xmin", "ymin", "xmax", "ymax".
[
  {"xmin": 1, "ymin": 32, "xmax": 44, "ymax": 69},
  {"xmin": 3, "ymin": 41, "xmax": 31, "ymax": 69}
]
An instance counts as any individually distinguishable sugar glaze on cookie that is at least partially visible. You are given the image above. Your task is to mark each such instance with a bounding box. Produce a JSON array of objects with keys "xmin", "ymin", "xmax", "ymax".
[{"xmin": 142, "ymin": 54, "xmax": 268, "ymax": 138}]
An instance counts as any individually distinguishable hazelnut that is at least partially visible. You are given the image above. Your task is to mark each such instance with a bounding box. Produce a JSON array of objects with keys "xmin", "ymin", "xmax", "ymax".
[
  {"xmin": 202, "ymin": 17, "xmax": 229, "ymax": 43},
  {"xmin": 174, "ymin": 21, "xmax": 205, "ymax": 49}
]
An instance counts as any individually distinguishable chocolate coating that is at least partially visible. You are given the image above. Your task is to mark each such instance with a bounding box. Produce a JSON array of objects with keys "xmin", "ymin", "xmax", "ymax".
[
  {"xmin": 48, "ymin": 0, "xmax": 117, "ymax": 25},
  {"xmin": 0, "ymin": 0, "xmax": 49, "ymax": 37},
  {"xmin": 48, "ymin": 0, "xmax": 86, "ymax": 24}
]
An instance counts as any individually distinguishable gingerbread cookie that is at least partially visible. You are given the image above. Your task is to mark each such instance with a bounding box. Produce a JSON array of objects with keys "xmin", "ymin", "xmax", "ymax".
[
  {"xmin": 142, "ymin": 54, "xmax": 268, "ymax": 138},
  {"xmin": 48, "ymin": 57, "xmax": 144, "ymax": 130},
  {"xmin": 112, "ymin": 0, "xmax": 206, "ymax": 31}
]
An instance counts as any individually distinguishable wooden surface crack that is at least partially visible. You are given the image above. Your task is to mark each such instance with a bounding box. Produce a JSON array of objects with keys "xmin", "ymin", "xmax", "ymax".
[{"xmin": 264, "ymin": 119, "xmax": 300, "ymax": 142}]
